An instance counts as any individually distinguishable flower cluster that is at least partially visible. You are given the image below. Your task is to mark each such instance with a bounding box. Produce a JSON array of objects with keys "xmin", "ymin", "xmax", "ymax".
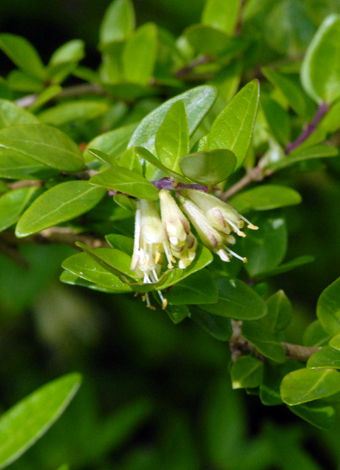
[{"xmin": 130, "ymin": 189, "xmax": 257, "ymax": 309}]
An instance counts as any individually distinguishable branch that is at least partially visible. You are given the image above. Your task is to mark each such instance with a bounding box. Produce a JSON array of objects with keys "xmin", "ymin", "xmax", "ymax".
[
  {"xmin": 174, "ymin": 55, "xmax": 214, "ymax": 80},
  {"xmin": 219, "ymin": 165, "xmax": 264, "ymax": 201}
]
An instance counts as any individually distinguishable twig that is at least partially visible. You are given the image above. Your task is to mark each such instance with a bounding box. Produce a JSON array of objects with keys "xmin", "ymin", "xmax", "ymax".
[
  {"xmin": 219, "ymin": 165, "xmax": 264, "ymax": 201},
  {"xmin": 174, "ymin": 55, "xmax": 214, "ymax": 79}
]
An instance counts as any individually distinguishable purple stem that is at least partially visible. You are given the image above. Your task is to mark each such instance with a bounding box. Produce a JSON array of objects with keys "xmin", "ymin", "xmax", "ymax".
[
  {"xmin": 152, "ymin": 177, "xmax": 211, "ymax": 192},
  {"xmin": 285, "ymin": 102, "xmax": 329, "ymax": 154}
]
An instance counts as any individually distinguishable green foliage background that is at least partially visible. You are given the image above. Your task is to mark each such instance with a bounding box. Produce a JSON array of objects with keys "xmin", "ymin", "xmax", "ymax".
[{"xmin": 1, "ymin": 0, "xmax": 340, "ymax": 469}]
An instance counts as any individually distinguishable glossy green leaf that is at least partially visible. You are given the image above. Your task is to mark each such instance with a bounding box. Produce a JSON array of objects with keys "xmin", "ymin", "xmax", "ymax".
[
  {"xmin": 254, "ymin": 255, "xmax": 314, "ymax": 280},
  {"xmin": 134, "ymin": 146, "xmax": 191, "ymax": 183},
  {"xmin": 202, "ymin": 0, "xmax": 240, "ymax": 35},
  {"xmin": 207, "ymin": 80, "xmax": 259, "ymax": 169},
  {"xmin": 260, "ymin": 362, "xmax": 299, "ymax": 406},
  {"xmin": 242, "ymin": 320, "xmax": 286, "ymax": 363},
  {"xmin": 86, "ymin": 148, "xmax": 115, "ymax": 168},
  {"xmin": 38, "ymin": 101, "xmax": 109, "ymax": 126},
  {"xmin": 99, "ymin": 0, "xmax": 135, "ymax": 47},
  {"xmin": 166, "ymin": 269, "xmax": 218, "ymax": 305},
  {"xmin": 329, "ymin": 333, "xmax": 340, "ymax": 350},
  {"xmin": 307, "ymin": 346, "xmax": 340, "ymax": 369},
  {"xmin": 119, "ymin": 147, "xmax": 143, "ymax": 174},
  {"xmin": 155, "ymin": 100, "xmax": 189, "ymax": 174},
  {"xmin": 123, "ymin": 23, "xmax": 157, "ymax": 86},
  {"xmin": 288, "ymin": 402, "xmax": 335, "ymax": 430},
  {"xmin": 261, "ymin": 94, "xmax": 290, "ymax": 146},
  {"xmin": 86, "ymin": 123, "xmax": 137, "ymax": 164},
  {"xmin": 231, "ymin": 356, "xmax": 264, "ymax": 389},
  {"xmin": 0, "ymin": 33, "xmax": 45, "ymax": 80},
  {"xmin": 261, "ymin": 290, "xmax": 292, "ymax": 334},
  {"xmin": 281, "ymin": 368, "xmax": 340, "ymax": 405},
  {"xmin": 180, "ymin": 149, "xmax": 237, "ymax": 186},
  {"xmin": 184, "ymin": 25, "xmax": 230, "ymax": 56},
  {"xmin": 242, "ymin": 211, "xmax": 287, "ymax": 278},
  {"xmin": 0, "ymin": 124, "xmax": 85, "ymax": 172},
  {"xmin": 262, "ymin": 67, "xmax": 311, "ymax": 118},
  {"xmin": 128, "ymin": 85, "xmax": 217, "ymax": 152},
  {"xmin": 0, "ymin": 99, "xmax": 39, "ymax": 129},
  {"xmin": 15, "ymin": 181, "xmax": 106, "ymax": 237},
  {"xmin": 89, "ymin": 166, "xmax": 159, "ymax": 200},
  {"xmin": 0, "ymin": 186, "xmax": 39, "ymax": 232},
  {"xmin": 62, "ymin": 252, "xmax": 132, "ymax": 292},
  {"xmin": 165, "ymin": 304, "xmax": 189, "ymax": 324},
  {"xmin": 301, "ymin": 14, "xmax": 340, "ymax": 103},
  {"xmin": 189, "ymin": 307, "xmax": 232, "ymax": 341},
  {"xmin": 317, "ymin": 277, "xmax": 340, "ymax": 336},
  {"xmin": 0, "ymin": 373, "xmax": 81, "ymax": 469},
  {"xmin": 60, "ymin": 270, "xmax": 119, "ymax": 294},
  {"xmin": 265, "ymin": 144, "xmax": 338, "ymax": 173},
  {"xmin": 230, "ymin": 185, "xmax": 302, "ymax": 212},
  {"xmin": 0, "ymin": 152, "xmax": 54, "ymax": 180},
  {"xmin": 303, "ymin": 320, "xmax": 331, "ymax": 347},
  {"xmin": 200, "ymin": 277, "xmax": 267, "ymax": 320},
  {"xmin": 105, "ymin": 233, "xmax": 134, "ymax": 254},
  {"xmin": 113, "ymin": 193, "xmax": 137, "ymax": 213}
]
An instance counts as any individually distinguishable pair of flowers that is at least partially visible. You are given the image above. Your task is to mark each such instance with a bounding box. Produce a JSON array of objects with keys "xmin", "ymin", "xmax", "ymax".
[{"xmin": 130, "ymin": 189, "xmax": 257, "ymax": 309}]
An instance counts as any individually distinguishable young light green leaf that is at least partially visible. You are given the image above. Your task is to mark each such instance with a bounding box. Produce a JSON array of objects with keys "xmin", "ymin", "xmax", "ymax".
[
  {"xmin": 317, "ymin": 276, "xmax": 340, "ymax": 336},
  {"xmin": 165, "ymin": 269, "xmax": 218, "ymax": 305},
  {"xmin": 0, "ymin": 33, "xmax": 45, "ymax": 80},
  {"xmin": 119, "ymin": 147, "xmax": 143, "ymax": 174},
  {"xmin": 155, "ymin": 100, "xmax": 189, "ymax": 173},
  {"xmin": 288, "ymin": 402, "xmax": 335, "ymax": 430},
  {"xmin": 113, "ymin": 193, "xmax": 137, "ymax": 213},
  {"xmin": 180, "ymin": 149, "xmax": 237, "ymax": 186},
  {"xmin": 281, "ymin": 368, "xmax": 340, "ymax": 405},
  {"xmin": 202, "ymin": 0, "xmax": 240, "ymax": 35},
  {"xmin": 301, "ymin": 14, "xmax": 340, "ymax": 103},
  {"xmin": 307, "ymin": 346, "xmax": 340, "ymax": 369},
  {"xmin": 0, "ymin": 373, "xmax": 81, "ymax": 469},
  {"xmin": 7, "ymin": 70, "xmax": 44, "ymax": 93},
  {"xmin": 189, "ymin": 307, "xmax": 232, "ymax": 341},
  {"xmin": 207, "ymin": 80, "xmax": 259, "ymax": 169},
  {"xmin": 128, "ymin": 85, "xmax": 217, "ymax": 152},
  {"xmin": 242, "ymin": 320, "xmax": 286, "ymax": 363},
  {"xmin": 329, "ymin": 333, "xmax": 340, "ymax": 351},
  {"xmin": 62, "ymin": 252, "xmax": 132, "ymax": 292},
  {"xmin": 0, "ymin": 124, "xmax": 85, "ymax": 172},
  {"xmin": 49, "ymin": 39, "xmax": 85, "ymax": 66},
  {"xmin": 99, "ymin": 0, "xmax": 135, "ymax": 48},
  {"xmin": 15, "ymin": 181, "xmax": 106, "ymax": 237},
  {"xmin": 242, "ymin": 211, "xmax": 287, "ymax": 278},
  {"xmin": 105, "ymin": 233, "xmax": 134, "ymax": 254},
  {"xmin": 0, "ymin": 99, "xmax": 39, "ymax": 129},
  {"xmin": 123, "ymin": 23, "xmax": 157, "ymax": 86},
  {"xmin": 89, "ymin": 166, "xmax": 159, "ymax": 200},
  {"xmin": 38, "ymin": 101, "xmax": 109, "ymax": 126},
  {"xmin": 29, "ymin": 86, "xmax": 62, "ymax": 112},
  {"xmin": 231, "ymin": 356, "xmax": 264, "ymax": 389},
  {"xmin": 200, "ymin": 277, "xmax": 267, "ymax": 320},
  {"xmin": 0, "ymin": 186, "xmax": 39, "ymax": 232},
  {"xmin": 230, "ymin": 185, "xmax": 302, "ymax": 212}
]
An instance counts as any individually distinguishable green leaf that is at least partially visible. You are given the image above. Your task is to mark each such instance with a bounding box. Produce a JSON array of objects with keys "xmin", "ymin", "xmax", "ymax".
[
  {"xmin": 202, "ymin": 0, "xmax": 240, "ymax": 35},
  {"xmin": 230, "ymin": 185, "xmax": 302, "ymax": 212},
  {"xmin": 0, "ymin": 186, "xmax": 39, "ymax": 232},
  {"xmin": 200, "ymin": 277, "xmax": 267, "ymax": 320},
  {"xmin": 317, "ymin": 277, "xmax": 340, "ymax": 336},
  {"xmin": 128, "ymin": 85, "xmax": 217, "ymax": 153},
  {"xmin": 123, "ymin": 23, "xmax": 157, "ymax": 86},
  {"xmin": 265, "ymin": 144, "xmax": 338, "ymax": 173},
  {"xmin": 262, "ymin": 67, "xmax": 311, "ymax": 118},
  {"xmin": 60, "ymin": 270, "xmax": 119, "ymax": 294},
  {"xmin": 261, "ymin": 94, "xmax": 290, "ymax": 146},
  {"xmin": 7, "ymin": 70, "xmax": 43, "ymax": 93},
  {"xmin": 254, "ymin": 255, "xmax": 314, "ymax": 280},
  {"xmin": 113, "ymin": 193, "xmax": 137, "ymax": 213},
  {"xmin": 134, "ymin": 146, "xmax": 191, "ymax": 183},
  {"xmin": 307, "ymin": 346, "xmax": 340, "ymax": 369},
  {"xmin": 166, "ymin": 269, "xmax": 218, "ymax": 305},
  {"xmin": 86, "ymin": 148, "xmax": 115, "ymax": 168},
  {"xmin": 329, "ymin": 333, "xmax": 340, "ymax": 350},
  {"xmin": 119, "ymin": 148, "xmax": 143, "ymax": 174},
  {"xmin": 105, "ymin": 233, "xmax": 134, "ymax": 254},
  {"xmin": 0, "ymin": 373, "xmax": 81, "ymax": 469},
  {"xmin": 288, "ymin": 401, "xmax": 335, "ymax": 430},
  {"xmin": 0, "ymin": 34, "xmax": 45, "ymax": 80},
  {"xmin": 261, "ymin": 290, "xmax": 292, "ymax": 334},
  {"xmin": 242, "ymin": 320, "xmax": 286, "ymax": 363},
  {"xmin": 38, "ymin": 101, "xmax": 109, "ymax": 126},
  {"xmin": 0, "ymin": 99, "xmax": 39, "ymax": 129},
  {"xmin": 49, "ymin": 39, "xmax": 85, "ymax": 66},
  {"xmin": 164, "ymin": 304, "xmax": 189, "ymax": 324},
  {"xmin": 62, "ymin": 252, "xmax": 132, "ymax": 292},
  {"xmin": 184, "ymin": 25, "xmax": 230, "ymax": 56},
  {"xmin": 301, "ymin": 14, "xmax": 340, "ymax": 103},
  {"xmin": 89, "ymin": 166, "xmax": 159, "ymax": 200},
  {"xmin": 99, "ymin": 0, "xmax": 135, "ymax": 48},
  {"xmin": 207, "ymin": 80, "xmax": 259, "ymax": 169},
  {"xmin": 231, "ymin": 356, "xmax": 264, "ymax": 389},
  {"xmin": 0, "ymin": 124, "xmax": 85, "ymax": 173},
  {"xmin": 242, "ymin": 211, "xmax": 287, "ymax": 278},
  {"xmin": 155, "ymin": 100, "xmax": 189, "ymax": 174},
  {"xmin": 29, "ymin": 86, "xmax": 62, "ymax": 112},
  {"xmin": 189, "ymin": 307, "xmax": 232, "ymax": 341},
  {"xmin": 260, "ymin": 362, "xmax": 298, "ymax": 406},
  {"xmin": 303, "ymin": 320, "xmax": 331, "ymax": 347},
  {"xmin": 281, "ymin": 368, "xmax": 340, "ymax": 405},
  {"xmin": 180, "ymin": 149, "xmax": 237, "ymax": 186},
  {"xmin": 87, "ymin": 123, "xmax": 137, "ymax": 164},
  {"xmin": 15, "ymin": 181, "xmax": 106, "ymax": 237}
]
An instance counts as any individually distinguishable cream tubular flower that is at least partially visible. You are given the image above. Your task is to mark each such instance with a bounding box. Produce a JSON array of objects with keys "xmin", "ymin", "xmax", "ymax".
[{"xmin": 159, "ymin": 189, "xmax": 190, "ymax": 248}]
